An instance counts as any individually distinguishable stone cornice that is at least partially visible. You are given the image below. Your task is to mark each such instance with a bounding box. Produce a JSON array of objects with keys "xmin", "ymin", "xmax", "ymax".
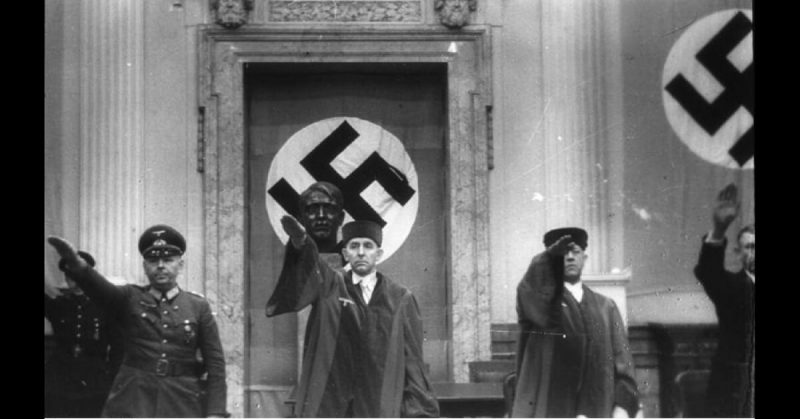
[
  {"xmin": 582, "ymin": 270, "xmax": 633, "ymax": 286},
  {"xmin": 199, "ymin": 24, "xmax": 490, "ymax": 41}
]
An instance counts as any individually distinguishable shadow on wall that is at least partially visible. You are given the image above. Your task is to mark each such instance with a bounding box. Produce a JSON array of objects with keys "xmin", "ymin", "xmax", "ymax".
[{"xmin": 627, "ymin": 288, "xmax": 717, "ymax": 325}]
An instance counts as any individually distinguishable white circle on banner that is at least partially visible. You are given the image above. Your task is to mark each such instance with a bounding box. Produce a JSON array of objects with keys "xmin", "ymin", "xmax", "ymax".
[
  {"xmin": 662, "ymin": 9, "xmax": 753, "ymax": 170},
  {"xmin": 265, "ymin": 117, "xmax": 418, "ymax": 263}
]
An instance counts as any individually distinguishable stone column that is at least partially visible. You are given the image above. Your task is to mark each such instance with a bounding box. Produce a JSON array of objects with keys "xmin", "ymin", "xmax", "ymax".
[
  {"xmin": 78, "ymin": 0, "xmax": 145, "ymax": 284},
  {"xmin": 540, "ymin": 0, "xmax": 625, "ymax": 275}
]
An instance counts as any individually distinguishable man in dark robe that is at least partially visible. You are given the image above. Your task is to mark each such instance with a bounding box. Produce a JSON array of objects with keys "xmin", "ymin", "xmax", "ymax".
[
  {"xmin": 268, "ymin": 216, "xmax": 439, "ymax": 417},
  {"xmin": 512, "ymin": 227, "xmax": 639, "ymax": 418},
  {"xmin": 694, "ymin": 183, "xmax": 755, "ymax": 417}
]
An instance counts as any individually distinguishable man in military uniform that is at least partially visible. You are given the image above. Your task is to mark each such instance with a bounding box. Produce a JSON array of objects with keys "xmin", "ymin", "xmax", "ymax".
[
  {"xmin": 45, "ymin": 251, "xmax": 123, "ymax": 418},
  {"xmin": 47, "ymin": 225, "xmax": 229, "ymax": 418}
]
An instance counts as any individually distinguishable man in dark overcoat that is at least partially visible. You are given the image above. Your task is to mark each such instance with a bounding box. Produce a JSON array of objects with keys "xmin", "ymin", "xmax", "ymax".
[
  {"xmin": 694, "ymin": 183, "xmax": 755, "ymax": 417},
  {"xmin": 47, "ymin": 225, "xmax": 228, "ymax": 418}
]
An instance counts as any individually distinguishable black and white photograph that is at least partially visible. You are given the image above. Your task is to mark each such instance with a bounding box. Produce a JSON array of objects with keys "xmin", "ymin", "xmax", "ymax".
[{"xmin": 45, "ymin": 0, "xmax": 754, "ymax": 417}]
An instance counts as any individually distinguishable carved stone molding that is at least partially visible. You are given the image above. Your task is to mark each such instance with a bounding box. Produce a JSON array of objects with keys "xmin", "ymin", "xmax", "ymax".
[
  {"xmin": 212, "ymin": 0, "xmax": 254, "ymax": 29},
  {"xmin": 269, "ymin": 1, "xmax": 422, "ymax": 23},
  {"xmin": 198, "ymin": 29, "xmax": 493, "ymax": 410},
  {"xmin": 434, "ymin": 0, "xmax": 477, "ymax": 29}
]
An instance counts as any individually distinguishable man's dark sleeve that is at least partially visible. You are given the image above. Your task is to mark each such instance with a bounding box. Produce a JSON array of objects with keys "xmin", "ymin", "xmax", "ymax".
[
  {"xmin": 44, "ymin": 293, "xmax": 56, "ymax": 320},
  {"xmin": 198, "ymin": 299, "xmax": 229, "ymax": 417},
  {"xmin": 400, "ymin": 294, "xmax": 440, "ymax": 418},
  {"xmin": 693, "ymin": 235, "xmax": 728, "ymax": 303},
  {"xmin": 516, "ymin": 251, "xmax": 563, "ymax": 329},
  {"xmin": 266, "ymin": 239, "xmax": 335, "ymax": 317},
  {"xmin": 59, "ymin": 264, "xmax": 127, "ymax": 316},
  {"xmin": 610, "ymin": 302, "xmax": 639, "ymax": 417}
]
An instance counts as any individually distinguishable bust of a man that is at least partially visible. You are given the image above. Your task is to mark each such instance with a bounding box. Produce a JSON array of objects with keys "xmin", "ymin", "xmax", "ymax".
[{"xmin": 297, "ymin": 182, "xmax": 345, "ymax": 254}]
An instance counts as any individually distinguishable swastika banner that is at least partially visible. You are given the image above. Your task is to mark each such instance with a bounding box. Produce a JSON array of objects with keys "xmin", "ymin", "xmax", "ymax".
[
  {"xmin": 265, "ymin": 117, "xmax": 419, "ymax": 262},
  {"xmin": 662, "ymin": 9, "xmax": 753, "ymax": 170}
]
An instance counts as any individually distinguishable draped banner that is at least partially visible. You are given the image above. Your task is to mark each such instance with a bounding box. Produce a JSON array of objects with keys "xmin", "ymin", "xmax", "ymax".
[
  {"xmin": 265, "ymin": 117, "xmax": 419, "ymax": 262},
  {"xmin": 662, "ymin": 9, "xmax": 754, "ymax": 170}
]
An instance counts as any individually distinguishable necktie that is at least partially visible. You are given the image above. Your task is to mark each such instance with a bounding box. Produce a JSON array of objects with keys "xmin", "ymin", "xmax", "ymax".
[{"xmin": 362, "ymin": 282, "xmax": 372, "ymax": 304}]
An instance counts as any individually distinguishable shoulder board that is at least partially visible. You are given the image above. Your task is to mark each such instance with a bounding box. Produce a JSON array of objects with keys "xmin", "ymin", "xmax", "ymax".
[
  {"xmin": 131, "ymin": 284, "xmax": 148, "ymax": 291},
  {"xmin": 185, "ymin": 290, "xmax": 206, "ymax": 299}
]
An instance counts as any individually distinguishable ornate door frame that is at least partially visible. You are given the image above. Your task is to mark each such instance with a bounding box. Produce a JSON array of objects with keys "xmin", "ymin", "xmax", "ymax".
[{"xmin": 198, "ymin": 26, "xmax": 492, "ymax": 415}]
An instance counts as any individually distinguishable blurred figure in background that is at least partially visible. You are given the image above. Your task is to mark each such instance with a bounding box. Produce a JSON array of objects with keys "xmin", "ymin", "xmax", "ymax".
[
  {"xmin": 44, "ymin": 251, "xmax": 123, "ymax": 418},
  {"xmin": 694, "ymin": 183, "xmax": 755, "ymax": 417}
]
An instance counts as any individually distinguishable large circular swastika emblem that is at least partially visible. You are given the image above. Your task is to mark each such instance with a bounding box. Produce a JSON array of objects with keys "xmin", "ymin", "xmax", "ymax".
[
  {"xmin": 662, "ymin": 9, "xmax": 753, "ymax": 170},
  {"xmin": 265, "ymin": 117, "xmax": 419, "ymax": 263}
]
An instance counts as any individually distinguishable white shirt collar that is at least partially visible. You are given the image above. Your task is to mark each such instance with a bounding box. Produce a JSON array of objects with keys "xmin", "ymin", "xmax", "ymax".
[
  {"xmin": 745, "ymin": 270, "xmax": 755, "ymax": 284},
  {"xmin": 352, "ymin": 271, "xmax": 377, "ymax": 303},
  {"xmin": 352, "ymin": 271, "xmax": 377, "ymax": 289},
  {"xmin": 564, "ymin": 280, "xmax": 584, "ymax": 303}
]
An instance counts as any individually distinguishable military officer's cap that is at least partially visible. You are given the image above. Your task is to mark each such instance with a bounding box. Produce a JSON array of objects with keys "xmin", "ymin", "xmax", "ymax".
[
  {"xmin": 543, "ymin": 227, "xmax": 588, "ymax": 250},
  {"xmin": 138, "ymin": 224, "xmax": 186, "ymax": 258},
  {"xmin": 342, "ymin": 220, "xmax": 383, "ymax": 247},
  {"xmin": 59, "ymin": 250, "xmax": 96, "ymax": 270}
]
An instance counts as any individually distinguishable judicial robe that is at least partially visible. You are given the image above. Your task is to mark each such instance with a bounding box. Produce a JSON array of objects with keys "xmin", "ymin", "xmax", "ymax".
[
  {"xmin": 266, "ymin": 239, "xmax": 439, "ymax": 417},
  {"xmin": 511, "ymin": 251, "xmax": 639, "ymax": 418}
]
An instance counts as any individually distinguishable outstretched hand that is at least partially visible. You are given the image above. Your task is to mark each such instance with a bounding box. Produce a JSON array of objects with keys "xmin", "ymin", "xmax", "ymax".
[
  {"xmin": 280, "ymin": 215, "xmax": 308, "ymax": 247},
  {"xmin": 712, "ymin": 183, "xmax": 740, "ymax": 238},
  {"xmin": 47, "ymin": 236, "xmax": 88, "ymax": 271},
  {"xmin": 546, "ymin": 235, "xmax": 574, "ymax": 257}
]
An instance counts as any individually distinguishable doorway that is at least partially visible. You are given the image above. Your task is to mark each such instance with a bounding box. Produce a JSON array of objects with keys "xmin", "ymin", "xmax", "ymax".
[{"xmin": 244, "ymin": 63, "xmax": 450, "ymax": 401}]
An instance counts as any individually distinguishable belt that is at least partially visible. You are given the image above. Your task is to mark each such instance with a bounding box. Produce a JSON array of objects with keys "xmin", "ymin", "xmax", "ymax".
[{"xmin": 124, "ymin": 355, "xmax": 202, "ymax": 377}]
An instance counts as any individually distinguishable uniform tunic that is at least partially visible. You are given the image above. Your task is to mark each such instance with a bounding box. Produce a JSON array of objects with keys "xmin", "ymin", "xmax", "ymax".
[
  {"xmin": 267, "ymin": 239, "xmax": 439, "ymax": 417},
  {"xmin": 44, "ymin": 290, "xmax": 123, "ymax": 417},
  {"xmin": 512, "ymin": 251, "xmax": 639, "ymax": 418},
  {"xmin": 62, "ymin": 264, "xmax": 228, "ymax": 418},
  {"xmin": 694, "ymin": 237, "xmax": 755, "ymax": 417}
]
